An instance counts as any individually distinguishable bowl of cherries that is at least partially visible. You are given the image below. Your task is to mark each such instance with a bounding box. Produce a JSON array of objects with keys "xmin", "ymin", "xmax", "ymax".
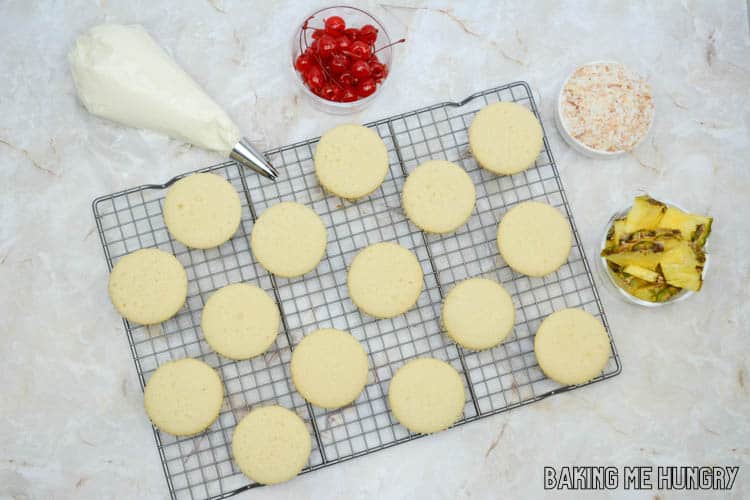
[{"xmin": 292, "ymin": 5, "xmax": 403, "ymax": 114}]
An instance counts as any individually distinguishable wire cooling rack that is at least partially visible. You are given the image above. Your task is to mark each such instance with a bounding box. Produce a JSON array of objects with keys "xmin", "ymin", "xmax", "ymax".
[{"xmin": 92, "ymin": 81, "xmax": 621, "ymax": 500}]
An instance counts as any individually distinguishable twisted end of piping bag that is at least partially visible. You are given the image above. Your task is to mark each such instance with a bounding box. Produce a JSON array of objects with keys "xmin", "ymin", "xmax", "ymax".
[{"xmin": 230, "ymin": 137, "xmax": 279, "ymax": 180}]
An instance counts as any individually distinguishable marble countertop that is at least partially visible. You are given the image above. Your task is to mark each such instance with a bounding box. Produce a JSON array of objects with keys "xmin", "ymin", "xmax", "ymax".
[{"xmin": 1, "ymin": 1, "xmax": 749, "ymax": 499}]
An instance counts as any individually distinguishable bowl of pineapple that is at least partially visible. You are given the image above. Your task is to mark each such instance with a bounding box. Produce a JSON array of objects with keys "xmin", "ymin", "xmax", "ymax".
[{"xmin": 599, "ymin": 195, "xmax": 712, "ymax": 306}]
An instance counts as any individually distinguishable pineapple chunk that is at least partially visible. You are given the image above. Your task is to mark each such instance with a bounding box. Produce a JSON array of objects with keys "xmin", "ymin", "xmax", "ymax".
[
  {"xmin": 608, "ymin": 264, "xmax": 680, "ymax": 302},
  {"xmin": 660, "ymin": 244, "xmax": 703, "ymax": 291},
  {"xmin": 632, "ymin": 283, "xmax": 681, "ymax": 302},
  {"xmin": 692, "ymin": 218, "xmax": 713, "ymax": 249},
  {"xmin": 602, "ymin": 243, "xmax": 665, "ymax": 271},
  {"xmin": 605, "ymin": 218, "xmax": 627, "ymax": 250},
  {"xmin": 612, "ymin": 218, "xmax": 627, "ymax": 245},
  {"xmin": 619, "ymin": 228, "xmax": 682, "ymax": 252},
  {"xmin": 624, "ymin": 196, "xmax": 667, "ymax": 233},
  {"xmin": 623, "ymin": 265, "xmax": 660, "ymax": 282},
  {"xmin": 658, "ymin": 206, "xmax": 713, "ymax": 247}
]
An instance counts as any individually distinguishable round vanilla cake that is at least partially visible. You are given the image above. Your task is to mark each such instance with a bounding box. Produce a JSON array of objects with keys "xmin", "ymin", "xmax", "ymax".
[
  {"xmin": 469, "ymin": 101, "xmax": 543, "ymax": 175},
  {"xmin": 250, "ymin": 201, "xmax": 327, "ymax": 278},
  {"xmin": 347, "ymin": 242, "xmax": 424, "ymax": 318},
  {"xmin": 314, "ymin": 124, "xmax": 390, "ymax": 200},
  {"xmin": 163, "ymin": 172, "xmax": 242, "ymax": 249},
  {"xmin": 108, "ymin": 248, "xmax": 187, "ymax": 325},
  {"xmin": 497, "ymin": 201, "xmax": 572, "ymax": 277},
  {"xmin": 291, "ymin": 328, "xmax": 369, "ymax": 409},
  {"xmin": 232, "ymin": 406, "xmax": 311, "ymax": 485},
  {"xmin": 388, "ymin": 358, "xmax": 465, "ymax": 434},
  {"xmin": 402, "ymin": 160, "xmax": 476, "ymax": 234},
  {"xmin": 534, "ymin": 308, "xmax": 611, "ymax": 385},
  {"xmin": 144, "ymin": 358, "xmax": 223, "ymax": 436}
]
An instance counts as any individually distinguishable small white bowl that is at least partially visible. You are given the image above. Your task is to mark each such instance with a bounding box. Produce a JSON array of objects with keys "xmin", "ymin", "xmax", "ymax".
[{"xmin": 556, "ymin": 61, "xmax": 654, "ymax": 159}]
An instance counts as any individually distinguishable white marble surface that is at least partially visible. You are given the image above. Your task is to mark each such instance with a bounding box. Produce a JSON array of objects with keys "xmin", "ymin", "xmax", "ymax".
[{"xmin": 1, "ymin": 0, "xmax": 749, "ymax": 499}]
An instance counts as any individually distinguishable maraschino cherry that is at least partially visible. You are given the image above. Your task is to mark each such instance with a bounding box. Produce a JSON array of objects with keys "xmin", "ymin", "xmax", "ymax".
[
  {"xmin": 324, "ymin": 15, "xmax": 346, "ymax": 36},
  {"xmin": 349, "ymin": 40, "xmax": 370, "ymax": 60},
  {"xmin": 359, "ymin": 24, "xmax": 378, "ymax": 44},
  {"xmin": 351, "ymin": 60, "xmax": 371, "ymax": 80},
  {"xmin": 356, "ymin": 79, "xmax": 377, "ymax": 98}
]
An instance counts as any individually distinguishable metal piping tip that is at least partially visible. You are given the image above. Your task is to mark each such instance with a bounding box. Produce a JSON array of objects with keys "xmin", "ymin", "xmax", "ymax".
[{"xmin": 230, "ymin": 137, "xmax": 278, "ymax": 180}]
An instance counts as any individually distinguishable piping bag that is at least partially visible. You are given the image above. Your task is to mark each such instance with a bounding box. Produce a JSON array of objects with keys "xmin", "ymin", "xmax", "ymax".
[{"xmin": 68, "ymin": 24, "xmax": 278, "ymax": 180}]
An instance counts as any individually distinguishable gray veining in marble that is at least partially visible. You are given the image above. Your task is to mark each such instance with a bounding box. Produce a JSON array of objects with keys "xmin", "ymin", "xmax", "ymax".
[{"xmin": 1, "ymin": 0, "xmax": 748, "ymax": 499}]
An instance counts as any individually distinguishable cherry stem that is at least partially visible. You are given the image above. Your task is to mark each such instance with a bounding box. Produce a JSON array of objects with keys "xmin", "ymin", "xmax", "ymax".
[
  {"xmin": 300, "ymin": 15, "xmax": 321, "ymax": 53},
  {"xmin": 301, "ymin": 15, "xmax": 313, "ymax": 31},
  {"xmin": 373, "ymin": 38, "xmax": 406, "ymax": 55},
  {"xmin": 318, "ymin": 57, "xmax": 342, "ymax": 89}
]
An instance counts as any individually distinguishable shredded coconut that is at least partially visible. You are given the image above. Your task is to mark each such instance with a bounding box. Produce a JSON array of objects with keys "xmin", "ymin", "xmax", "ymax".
[{"xmin": 561, "ymin": 62, "xmax": 653, "ymax": 153}]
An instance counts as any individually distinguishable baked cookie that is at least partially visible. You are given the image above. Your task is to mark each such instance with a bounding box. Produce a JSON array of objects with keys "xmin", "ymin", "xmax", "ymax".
[
  {"xmin": 291, "ymin": 328, "xmax": 369, "ymax": 409},
  {"xmin": 232, "ymin": 406, "xmax": 312, "ymax": 485},
  {"xmin": 144, "ymin": 358, "xmax": 223, "ymax": 436},
  {"xmin": 250, "ymin": 202, "xmax": 327, "ymax": 278},
  {"xmin": 388, "ymin": 358, "xmax": 465, "ymax": 434},
  {"xmin": 108, "ymin": 248, "xmax": 187, "ymax": 325},
  {"xmin": 497, "ymin": 201, "xmax": 572, "ymax": 277},
  {"xmin": 469, "ymin": 101, "xmax": 543, "ymax": 175},
  {"xmin": 347, "ymin": 242, "xmax": 423, "ymax": 318},
  {"xmin": 163, "ymin": 172, "xmax": 242, "ymax": 249},
  {"xmin": 314, "ymin": 124, "xmax": 389, "ymax": 200},
  {"xmin": 442, "ymin": 278, "xmax": 515, "ymax": 350},
  {"xmin": 402, "ymin": 160, "xmax": 476, "ymax": 234},
  {"xmin": 534, "ymin": 308, "xmax": 611, "ymax": 385},
  {"xmin": 201, "ymin": 283, "xmax": 279, "ymax": 360}
]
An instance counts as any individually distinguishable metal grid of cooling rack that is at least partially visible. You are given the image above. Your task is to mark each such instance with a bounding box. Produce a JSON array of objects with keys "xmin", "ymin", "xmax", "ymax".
[{"xmin": 92, "ymin": 81, "xmax": 621, "ymax": 500}]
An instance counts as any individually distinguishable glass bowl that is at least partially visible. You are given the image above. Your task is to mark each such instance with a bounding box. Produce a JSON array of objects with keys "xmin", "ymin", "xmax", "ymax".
[
  {"xmin": 290, "ymin": 5, "xmax": 394, "ymax": 115},
  {"xmin": 597, "ymin": 199, "xmax": 710, "ymax": 307}
]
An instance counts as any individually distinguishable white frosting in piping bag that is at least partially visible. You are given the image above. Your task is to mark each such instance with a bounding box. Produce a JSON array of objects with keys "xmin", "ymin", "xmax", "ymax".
[{"xmin": 68, "ymin": 24, "xmax": 241, "ymax": 156}]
